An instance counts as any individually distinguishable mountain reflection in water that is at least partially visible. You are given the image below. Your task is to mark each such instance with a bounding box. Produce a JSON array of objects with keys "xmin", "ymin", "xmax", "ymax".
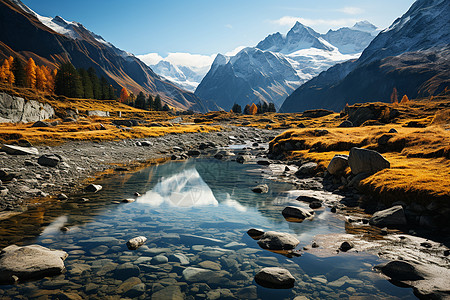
[{"xmin": 137, "ymin": 167, "xmax": 219, "ymax": 207}]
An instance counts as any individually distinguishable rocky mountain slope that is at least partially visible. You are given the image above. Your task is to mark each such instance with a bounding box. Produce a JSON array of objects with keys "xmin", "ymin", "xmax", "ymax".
[
  {"xmin": 281, "ymin": 0, "xmax": 450, "ymax": 112},
  {"xmin": 195, "ymin": 21, "xmax": 377, "ymax": 111},
  {"xmin": 0, "ymin": 0, "xmax": 209, "ymax": 112}
]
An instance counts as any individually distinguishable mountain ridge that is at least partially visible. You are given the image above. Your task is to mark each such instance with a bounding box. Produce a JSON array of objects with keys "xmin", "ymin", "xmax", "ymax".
[
  {"xmin": 280, "ymin": 0, "xmax": 450, "ymax": 113},
  {"xmin": 0, "ymin": 0, "xmax": 209, "ymax": 112},
  {"xmin": 195, "ymin": 21, "xmax": 376, "ymax": 111}
]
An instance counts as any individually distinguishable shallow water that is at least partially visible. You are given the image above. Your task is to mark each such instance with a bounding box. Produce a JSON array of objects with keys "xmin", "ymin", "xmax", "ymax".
[{"xmin": 0, "ymin": 158, "xmax": 416, "ymax": 299}]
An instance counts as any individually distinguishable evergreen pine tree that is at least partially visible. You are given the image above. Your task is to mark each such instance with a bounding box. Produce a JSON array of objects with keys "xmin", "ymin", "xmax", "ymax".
[
  {"xmin": 231, "ymin": 103, "xmax": 242, "ymax": 114},
  {"xmin": 108, "ymin": 85, "xmax": 116, "ymax": 100},
  {"xmin": 100, "ymin": 77, "xmax": 109, "ymax": 100},
  {"xmin": 243, "ymin": 104, "xmax": 251, "ymax": 115},
  {"xmin": 78, "ymin": 68, "xmax": 94, "ymax": 99},
  {"xmin": 135, "ymin": 91, "xmax": 146, "ymax": 109},
  {"xmin": 268, "ymin": 102, "xmax": 276, "ymax": 112},
  {"xmin": 12, "ymin": 57, "xmax": 26, "ymax": 87},
  {"xmin": 256, "ymin": 102, "xmax": 262, "ymax": 114},
  {"xmin": 54, "ymin": 62, "xmax": 83, "ymax": 98},
  {"xmin": 153, "ymin": 94, "xmax": 162, "ymax": 111},
  {"xmin": 262, "ymin": 102, "xmax": 269, "ymax": 113},
  {"xmin": 87, "ymin": 67, "xmax": 101, "ymax": 99},
  {"xmin": 146, "ymin": 95, "xmax": 154, "ymax": 111}
]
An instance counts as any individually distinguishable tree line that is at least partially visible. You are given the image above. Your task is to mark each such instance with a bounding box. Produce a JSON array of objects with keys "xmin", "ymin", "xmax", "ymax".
[
  {"xmin": 120, "ymin": 88, "xmax": 170, "ymax": 111},
  {"xmin": 0, "ymin": 57, "xmax": 116, "ymax": 100},
  {"xmin": 231, "ymin": 102, "xmax": 276, "ymax": 114},
  {"xmin": 0, "ymin": 56, "xmax": 57, "ymax": 93}
]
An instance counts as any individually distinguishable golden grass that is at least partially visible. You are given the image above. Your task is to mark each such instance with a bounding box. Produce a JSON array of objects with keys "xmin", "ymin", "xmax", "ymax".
[
  {"xmin": 0, "ymin": 119, "xmax": 221, "ymax": 145},
  {"xmin": 270, "ymin": 97, "xmax": 450, "ymax": 204}
]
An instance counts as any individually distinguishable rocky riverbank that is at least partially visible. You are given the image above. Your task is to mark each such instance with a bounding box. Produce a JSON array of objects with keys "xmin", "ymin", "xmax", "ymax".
[{"xmin": 0, "ymin": 126, "xmax": 278, "ymax": 218}]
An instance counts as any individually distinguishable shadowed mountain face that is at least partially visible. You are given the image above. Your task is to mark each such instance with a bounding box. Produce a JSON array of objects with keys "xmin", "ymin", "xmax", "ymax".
[
  {"xmin": 0, "ymin": 0, "xmax": 209, "ymax": 112},
  {"xmin": 281, "ymin": 0, "xmax": 450, "ymax": 113}
]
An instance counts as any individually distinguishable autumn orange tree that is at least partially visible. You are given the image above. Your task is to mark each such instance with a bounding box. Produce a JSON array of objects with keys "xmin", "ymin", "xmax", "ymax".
[
  {"xmin": 120, "ymin": 87, "xmax": 129, "ymax": 103},
  {"xmin": 0, "ymin": 56, "xmax": 15, "ymax": 85},
  {"xmin": 400, "ymin": 94, "xmax": 409, "ymax": 104},
  {"xmin": 248, "ymin": 103, "xmax": 258, "ymax": 115},
  {"xmin": 25, "ymin": 57, "xmax": 37, "ymax": 89}
]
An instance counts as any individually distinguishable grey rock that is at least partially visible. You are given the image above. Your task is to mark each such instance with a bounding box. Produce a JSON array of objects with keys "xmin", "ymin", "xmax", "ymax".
[
  {"xmin": 85, "ymin": 184, "xmax": 102, "ymax": 193},
  {"xmin": 339, "ymin": 241, "xmax": 354, "ymax": 252},
  {"xmin": 0, "ymin": 144, "xmax": 39, "ymax": 155},
  {"xmin": 254, "ymin": 267, "xmax": 295, "ymax": 289},
  {"xmin": 375, "ymin": 260, "xmax": 450, "ymax": 299},
  {"xmin": 236, "ymin": 155, "xmax": 250, "ymax": 164},
  {"xmin": 169, "ymin": 253, "xmax": 190, "ymax": 265},
  {"xmin": 257, "ymin": 231, "xmax": 300, "ymax": 250},
  {"xmin": 0, "ymin": 92, "xmax": 54, "ymax": 123},
  {"xmin": 0, "ymin": 244, "xmax": 67, "ymax": 284},
  {"xmin": 369, "ymin": 205, "xmax": 407, "ymax": 228},
  {"xmin": 151, "ymin": 255, "xmax": 169, "ymax": 265},
  {"xmin": 124, "ymin": 283, "xmax": 146, "ymax": 298},
  {"xmin": 309, "ymin": 201, "xmax": 322, "ymax": 209},
  {"xmin": 151, "ymin": 285, "xmax": 183, "ymax": 300},
  {"xmin": 31, "ymin": 120, "xmax": 51, "ymax": 127},
  {"xmin": 38, "ymin": 154, "xmax": 61, "ymax": 167},
  {"xmin": 113, "ymin": 263, "xmax": 140, "ymax": 280},
  {"xmin": 126, "ymin": 236, "xmax": 147, "ymax": 250},
  {"xmin": 282, "ymin": 206, "xmax": 313, "ymax": 220},
  {"xmin": 251, "ymin": 184, "xmax": 269, "ymax": 194},
  {"xmin": 327, "ymin": 154, "xmax": 349, "ymax": 175},
  {"xmin": 295, "ymin": 162, "xmax": 318, "ymax": 176},
  {"xmin": 388, "ymin": 128, "xmax": 398, "ymax": 133},
  {"xmin": 348, "ymin": 147, "xmax": 390, "ymax": 175},
  {"xmin": 247, "ymin": 228, "xmax": 265, "ymax": 239}
]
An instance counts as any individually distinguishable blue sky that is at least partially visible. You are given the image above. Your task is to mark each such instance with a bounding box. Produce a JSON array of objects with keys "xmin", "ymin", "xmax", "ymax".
[{"xmin": 22, "ymin": 0, "xmax": 416, "ymax": 67}]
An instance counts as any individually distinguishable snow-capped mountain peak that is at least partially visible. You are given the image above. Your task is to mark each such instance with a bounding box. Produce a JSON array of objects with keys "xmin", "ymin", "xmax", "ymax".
[{"xmin": 352, "ymin": 21, "xmax": 379, "ymax": 36}]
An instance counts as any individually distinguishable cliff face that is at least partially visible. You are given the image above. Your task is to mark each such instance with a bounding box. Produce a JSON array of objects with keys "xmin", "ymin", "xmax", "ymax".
[{"xmin": 0, "ymin": 0, "xmax": 208, "ymax": 112}]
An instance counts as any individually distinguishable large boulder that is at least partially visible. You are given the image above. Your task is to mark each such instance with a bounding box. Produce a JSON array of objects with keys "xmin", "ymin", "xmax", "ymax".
[
  {"xmin": 282, "ymin": 206, "xmax": 314, "ymax": 220},
  {"xmin": 257, "ymin": 231, "xmax": 300, "ymax": 250},
  {"xmin": 38, "ymin": 154, "xmax": 61, "ymax": 167},
  {"xmin": 0, "ymin": 244, "xmax": 68, "ymax": 284},
  {"xmin": 374, "ymin": 260, "xmax": 450, "ymax": 299},
  {"xmin": 369, "ymin": 205, "xmax": 407, "ymax": 228},
  {"xmin": 348, "ymin": 147, "xmax": 390, "ymax": 175},
  {"xmin": 0, "ymin": 144, "xmax": 39, "ymax": 155},
  {"xmin": 255, "ymin": 267, "xmax": 295, "ymax": 289},
  {"xmin": 327, "ymin": 155, "xmax": 349, "ymax": 175}
]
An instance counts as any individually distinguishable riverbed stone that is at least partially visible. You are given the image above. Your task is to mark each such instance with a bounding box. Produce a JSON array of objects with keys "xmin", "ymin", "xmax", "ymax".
[
  {"xmin": 126, "ymin": 236, "xmax": 147, "ymax": 250},
  {"xmin": 282, "ymin": 206, "xmax": 313, "ymax": 220},
  {"xmin": 348, "ymin": 147, "xmax": 390, "ymax": 175},
  {"xmin": 151, "ymin": 255, "xmax": 169, "ymax": 265},
  {"xmin": 113, "ymin": 263, "xmax": 140, "ymax": 280},
  {"xmin": 151, "ymin": 285, "xmax": 183, "ymax": 300},
  {"xmin": 38, "ymin": 154, "xmax": 61, "ymax": 167},
  {"xmin": 0, "ymin": 244, "xmax": 68, "ymax": 284},
  {"xmin": 84, "ymin": 184, "xmax": 103, "ymax": 193},
  {"xmin": 247, "ymin": 228, "xmax": 265, "ymax": 239},
  {"xmin": 257, "ymin": 231, "xmax": 300, "ymax": 250},
  {"xmin": 327, "ymin": 155, "xmax": 349, "ymax": 175},
  {"xmin": 251, "ymin": 184, "xmax": 269, "ymax": 194},
  {"xmin": 254, "ymin": 267, "xmax": 295, "ymax": 289},
  {"xmin": 169, "ymin": 253, "xmax": 190, "ymax": 265},
  {"xmin": 369, "ymin": 205, "xmax": 407, "ymax": 228}
]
